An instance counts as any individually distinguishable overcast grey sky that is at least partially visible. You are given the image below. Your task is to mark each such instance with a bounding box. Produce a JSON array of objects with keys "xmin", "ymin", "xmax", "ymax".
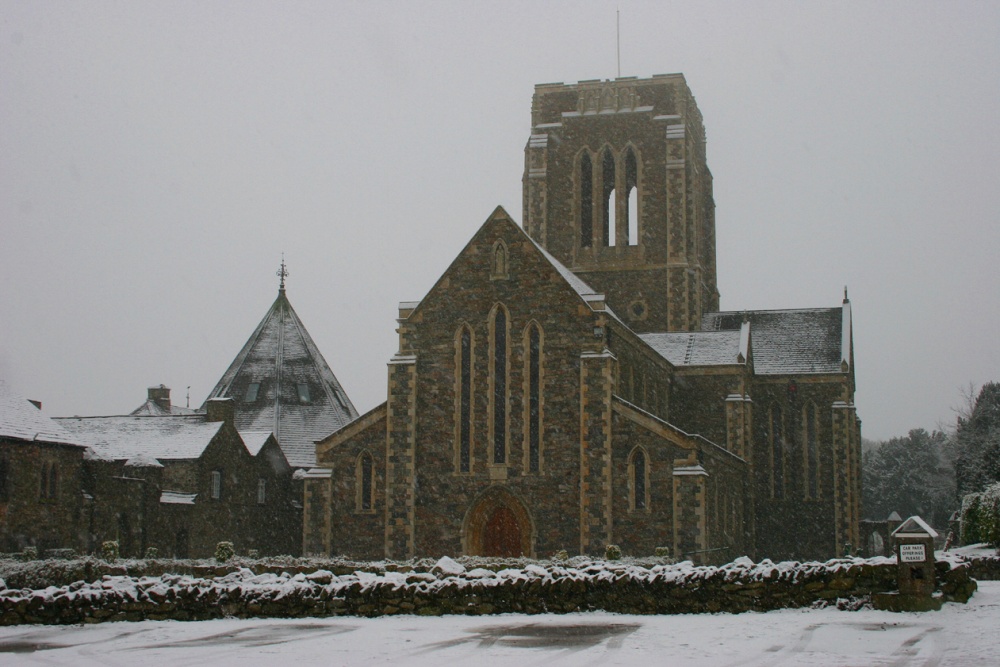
[{"xmin": 2, "ymin": 1, "xmax": 998, "ymax": 441}]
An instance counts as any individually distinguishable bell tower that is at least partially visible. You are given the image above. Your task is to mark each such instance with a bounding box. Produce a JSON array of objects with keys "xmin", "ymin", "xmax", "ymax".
[{"xmin": 522, "ymin": 74, "xmax": 719, "ymax": 333}]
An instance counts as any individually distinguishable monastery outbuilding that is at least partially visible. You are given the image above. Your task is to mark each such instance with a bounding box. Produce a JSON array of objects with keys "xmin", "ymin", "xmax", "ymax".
[{"xmin": 304, "ymin": 74, "xmax": 860, "ymax": 564}]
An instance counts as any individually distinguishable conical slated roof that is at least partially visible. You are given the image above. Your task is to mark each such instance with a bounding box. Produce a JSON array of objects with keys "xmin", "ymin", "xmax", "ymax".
[{"xmin": 203, "ymin": 287, "xmax": 358, "ymax": 467}]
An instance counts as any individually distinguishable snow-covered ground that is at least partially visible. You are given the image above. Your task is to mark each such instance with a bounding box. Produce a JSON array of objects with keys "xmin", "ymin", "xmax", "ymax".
[{"xmin": 0, "ymin": 581, "xmax": 996, "ymax": 666}]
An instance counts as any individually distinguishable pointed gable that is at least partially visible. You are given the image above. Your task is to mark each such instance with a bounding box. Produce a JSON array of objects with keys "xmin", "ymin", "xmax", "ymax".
[
  {"xmin": 203, "ymin": 287, "xmax": 358, "ymax": 468},
  {"xmin": 405, "ymin": 206, "xmax": 609, "ymax": 322}
]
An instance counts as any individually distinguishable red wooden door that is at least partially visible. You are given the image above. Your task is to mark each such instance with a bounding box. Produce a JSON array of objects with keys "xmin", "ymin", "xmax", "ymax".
[{"xmin": 483, "ymin": 506, "xmax": 521, "ymax": 557}]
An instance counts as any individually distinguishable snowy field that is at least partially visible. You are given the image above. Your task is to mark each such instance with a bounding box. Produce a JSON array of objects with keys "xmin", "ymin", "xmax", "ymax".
[{"xmin": 0, "ymin": 581, "xmax": 996, "ymax": 666}]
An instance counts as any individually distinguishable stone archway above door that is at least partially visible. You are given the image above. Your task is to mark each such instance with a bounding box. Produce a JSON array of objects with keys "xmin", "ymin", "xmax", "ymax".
[{"xmin": 463, "ymin": 487, "xmax": 534, "ymax": 558}]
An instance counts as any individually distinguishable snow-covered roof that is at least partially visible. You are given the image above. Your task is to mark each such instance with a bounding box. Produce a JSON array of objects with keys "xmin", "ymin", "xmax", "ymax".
[
  {"xmin": 640, "ymin": 330, "xmax": 744, "ymax": 367},
  {"xmin": 55, "ymin": 415, "xmax": 223, "ymax": 462},
  {"xmin": 239, "ymin": 430, "xmax": 273, "ymax": 457},
  {"xmin": 892, "ymin": 515, "xmax": 939, "ymax": 538},
  {"xmin": 701, "ymin": 306, "xmax": 846, "ymax": 375},
  {"xmin": 129, "ymin": 399, "xmax": 198, "ymax": 416},
  {"xmin": 202, "ymin": 288, "xmax": 359, "ymax": 468},
  {"xmin": 0, "ymin": 384, "xmax": 86, "ymax": 448}
]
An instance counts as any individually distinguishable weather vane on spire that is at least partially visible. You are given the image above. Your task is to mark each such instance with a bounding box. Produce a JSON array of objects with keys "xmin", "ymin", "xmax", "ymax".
[{"xmin": 277, "ymin": 254, "xmax": 289, "ymax": 292}]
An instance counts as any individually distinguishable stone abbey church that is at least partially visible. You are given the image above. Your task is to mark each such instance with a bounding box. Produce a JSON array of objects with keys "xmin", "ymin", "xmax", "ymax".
[{"xmin": 303, "ymin": 74, "xmax": 861, "ymax": 564}]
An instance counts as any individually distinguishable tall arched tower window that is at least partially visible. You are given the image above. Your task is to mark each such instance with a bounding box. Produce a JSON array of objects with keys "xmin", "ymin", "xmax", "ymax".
[
  {"xmin": 455, "ymin": 325, "xmax": 474, "ymax": 473},
  {"xmin": 523, "ymin": 322, "xmax": 543, "ymax": 473},
  {"xmin": 629, "ymin": 447, "xmax": 649, "ymax": 511},
  {"xmin": 624, "ymin": 148, "xmax": 638, "ymax": 245},
  {"xmin": 579, "ymin": 152, "xmax": 593, "ymax": 248},
  {"xmin": 490, "ymin": 305, "xmax": 509, "ymax": 465},
  {"xmin": 601, "ymin": 149, "xmax": 616, "ymax": 246},
  {"xmin": 770, "ymin": 404, "xmax": 784, "ymax": 499}
]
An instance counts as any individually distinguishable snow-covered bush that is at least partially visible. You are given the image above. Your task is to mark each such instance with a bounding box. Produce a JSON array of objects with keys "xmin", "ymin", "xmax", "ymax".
[
  {"xmin": 100, "ymin": 541, "xmax": 119, "ymax": 562},
  {"xmin": 605, "ymin": 544, "xmax": 622, "ymax": 560},
  {"xmin": 215, "ymin": 541, "xmax": 235, "ymax": 563},
  {"xmin": 980, "ymin": 483, "xmax": 1000, "ymax": 546},
  {"xmin": 960, "ymin": 484, "xmax": 1000, "ymax": 547},
  {"xmin": 552, "ymin": 549, "xmax": 569, "ymax": 562},
  {"xmin": 144, "ymin": 547, "xmax": 158, "ymax": 559},
  {"xmin": 247, "ymin": 549, "xmax": 259, "ymax": 559},
  {"xmin": 962, "ymin": 492, "xmax": 983, "ymax": 544},
  {"xmin": 19, "ymin": 546, "xmax": 37, "ymax": 562},
  {"xmin": 655, "ymin": 546, "xmax": 671, "ymax": 559}
]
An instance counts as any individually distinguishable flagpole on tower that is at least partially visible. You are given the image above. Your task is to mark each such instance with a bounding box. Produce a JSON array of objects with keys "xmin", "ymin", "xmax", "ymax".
[{"xmin": 616, "ymin": 8, "xmax": 621, "ymax": 78}]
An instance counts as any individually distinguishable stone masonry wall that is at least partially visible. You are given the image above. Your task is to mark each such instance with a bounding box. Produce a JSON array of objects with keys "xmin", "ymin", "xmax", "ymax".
[{"xmin": 0, "ymin": 555, "xmax": 978, "ymax": 626}]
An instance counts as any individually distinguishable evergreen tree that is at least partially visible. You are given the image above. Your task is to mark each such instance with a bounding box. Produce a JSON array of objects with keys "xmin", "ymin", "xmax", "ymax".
[
  {"xmin": 863, "ymin": 429, "xmax": 955, "ymax": 528},
  {"xmin": 955, "ymin": 382, "xmax": 1000, "ymax": 497}
]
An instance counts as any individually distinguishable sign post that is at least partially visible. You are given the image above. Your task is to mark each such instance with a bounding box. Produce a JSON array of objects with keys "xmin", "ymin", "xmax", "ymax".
[{"xmin": 874, "ymin": 515, "xmax": 942, "ymax": 611}]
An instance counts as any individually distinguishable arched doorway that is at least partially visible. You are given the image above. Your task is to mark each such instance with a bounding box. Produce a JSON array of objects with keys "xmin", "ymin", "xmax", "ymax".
[
  {"xmin": 483, "ymin": 506, "xmax": 521, "ymax": 557},
  {"xmin": 463, "ymin": 487, "xmax": 534, "ymax": 557}
]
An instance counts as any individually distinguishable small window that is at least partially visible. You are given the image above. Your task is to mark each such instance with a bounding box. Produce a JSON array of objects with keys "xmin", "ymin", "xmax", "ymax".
[
  {"xmin": 297, "ymin": 383, "xmax": 311, "ymax": 403},
  {"xmin": 245, "ymin": 382, "xmax": 260, "ymax": 402},
  {"xmin": 211, "ymin": 470, "xmax": 222, "ymax": 500},
  {"xmin": 40, "ymin": 462, "xmax": 57, "ymax": 500},
  {"xmin": 257, "ymin": 478, "xmax": 266, "ymax": 505}
]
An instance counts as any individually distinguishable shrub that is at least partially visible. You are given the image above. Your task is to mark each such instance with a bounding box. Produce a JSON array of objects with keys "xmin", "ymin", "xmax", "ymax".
[
  {"xmin": 981, "ymin": 483, "xmax": 1000, "ymax": 546},
  {"xmin": 101, "ymin": 541, "xmax": 119, "ymax": 562},
  {"xmin": 551, "ymin": 549, "xmax": 569, "ymax": 562},
  {"xmin": 215, "ymin": 541, "xmax": 235, "ymax": 563},
  {"xmin": 962, "ymin": 492, "xmax": 982, "ymax": 544},
  {"xmin": 605, "ymin": 544, "xmax": 622, "ymax": 561},
  {"xmin": 247, "ymin": 549, "xmax": 259, "ymax": 560},
  {"xmin": 144, "ymin": 547, "xmax": 159, "ymax": 559},
  {"xmin": 654, "ymin": 546, "xmax": 671, "ymax": 559},
  {"xmin": 20, "ymin": 546, "xmax": 38, "ymax": 562}
]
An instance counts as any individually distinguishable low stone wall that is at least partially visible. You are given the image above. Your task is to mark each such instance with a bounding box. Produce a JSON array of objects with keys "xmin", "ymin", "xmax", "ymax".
[
  {"xmin": 962, "ymin": 554, "xmax": 1000, "ymax": 580},
  {"xmin": 0, "ymin": 555, "xmax": 978, "ymax": 626}
]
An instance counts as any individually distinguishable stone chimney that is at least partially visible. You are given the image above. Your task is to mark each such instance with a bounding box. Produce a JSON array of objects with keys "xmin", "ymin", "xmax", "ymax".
[
  {"xmin": 205, "ymin": 397, "xmax": 235, "ymax": 426},
  {"xmin": 148, "ymin": 385, "xmax": 171, "ymax": 412}
]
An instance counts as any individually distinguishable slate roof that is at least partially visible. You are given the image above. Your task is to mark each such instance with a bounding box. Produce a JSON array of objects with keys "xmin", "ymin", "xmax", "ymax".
[
  {"xmin": 129, "ymin": 399, "xmax": 197, "ymax": 416},
  {"xmin": 0, "ymin": 383, "xmax": 86, "ymax": 447},
  {"xmin": 640, "ymin": 330, "xmax": 744, "ymax": 367},
  {"xmin": 701, "ymin": 306, "xmax": 848, "ymax": 375},
  {"xmin": 56, "ymin": 415, "xmax": 223, "ymax": 462},
  {"xmin": 202, "ymin": 288, "xmax": 358, "ymax": 468}
]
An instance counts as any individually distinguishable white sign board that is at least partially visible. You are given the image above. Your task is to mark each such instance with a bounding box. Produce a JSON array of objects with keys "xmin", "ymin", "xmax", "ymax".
[{"xmin": 899, "ymin": 544, "xmax": 926, "ymax": 563}]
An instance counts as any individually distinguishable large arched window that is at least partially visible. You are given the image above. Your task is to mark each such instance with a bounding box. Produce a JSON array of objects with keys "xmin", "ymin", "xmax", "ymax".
[
  {"xmin": 602, "ymin": 149, "xmax": 616, "ymax": 246},
  {"xmin": 490, "ymin": 305, "xmax": 509, "ymax": 465},
  {"xmin": 629, "ymin": 447, "xmax": 649, "ymax": 511},
  {"xmin": 579, "ymin": 152, "xmax": 593, "ymax": 248},
  {"xmin": 803, "ymin": 402, "xmax": 820, "ymax": 499},
  {"xmin": 624, "ymin": 148, "xmax": 638, "ymax": 245},
  {"xmin": 455, "ymin": 325, "xmax": 474, "ymax": 473},
  {"xmin": 357, "ymin": 451, "xmax": 375, "ymax": 512},
  {"xmin": 523, "ymin": 322, "xmax": 543, "ymax": 473},
  {"xmin": 770, "ymin": 404, "xmax": 784, "ymax": 499}
]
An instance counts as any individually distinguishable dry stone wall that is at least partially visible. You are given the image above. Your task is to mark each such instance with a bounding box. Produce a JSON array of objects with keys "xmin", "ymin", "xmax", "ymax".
[{"xmin": 0, "ymin": 554, "xmax": 979, "ymax": 625}]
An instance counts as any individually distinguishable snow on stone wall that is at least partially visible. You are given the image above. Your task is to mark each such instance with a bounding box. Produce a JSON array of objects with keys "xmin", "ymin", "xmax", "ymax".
[{"xmin": 0, "ymin": 554, "xmax": 980, "ymax": 626}]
